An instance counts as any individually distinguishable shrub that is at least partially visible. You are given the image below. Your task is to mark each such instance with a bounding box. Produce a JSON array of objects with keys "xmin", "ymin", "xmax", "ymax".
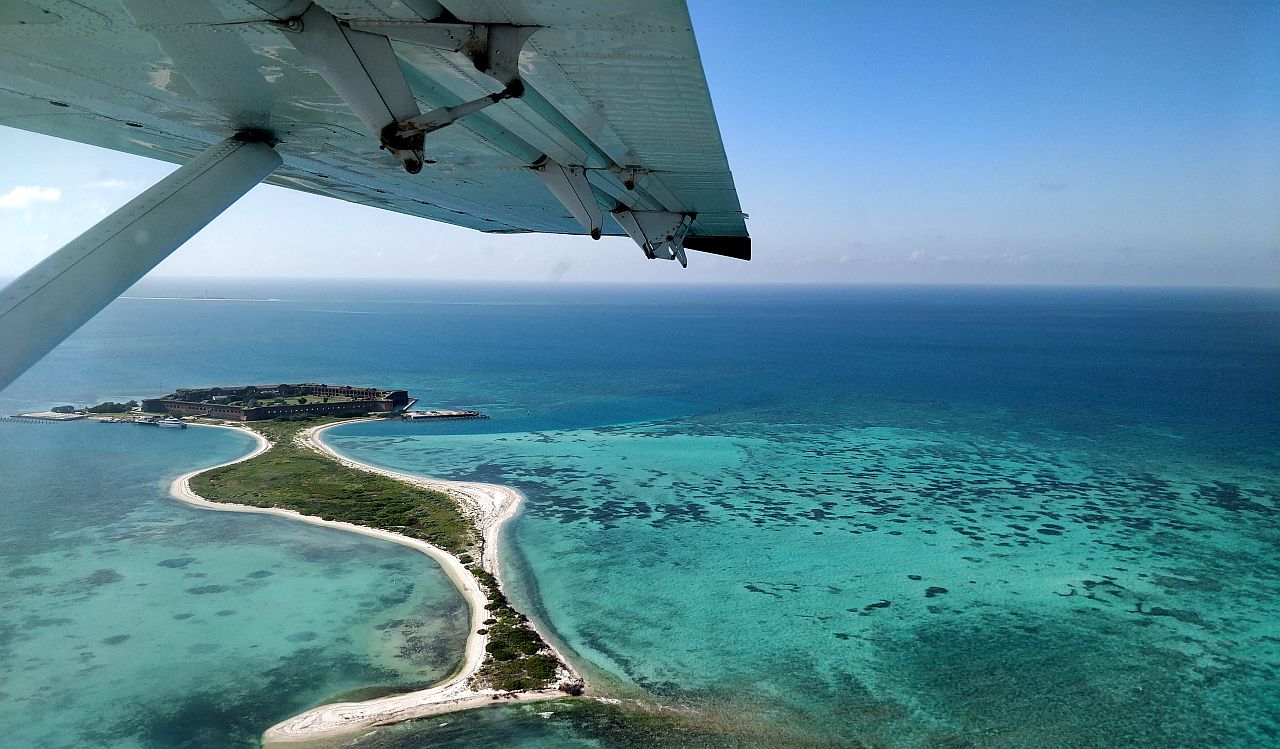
[
  {"xmin": 522, "ymin": 655, "xmax": 559, "ymax": 680},
  {"xmin": 86, "ymin": 401, "xmax": 131, "ymax": 413},
  {"xmin": 486, "ymin": 644, "xmax": 515, "ymax": 661},
  {"xmin": 558, "ymin": 681, "xmax": 585, "ymax": 696}
]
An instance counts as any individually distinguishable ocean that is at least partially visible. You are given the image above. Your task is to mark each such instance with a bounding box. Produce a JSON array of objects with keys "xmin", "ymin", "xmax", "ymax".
[{"xmin": 1, "ymin": 281, "xmax": 1276, "ymax": 748}]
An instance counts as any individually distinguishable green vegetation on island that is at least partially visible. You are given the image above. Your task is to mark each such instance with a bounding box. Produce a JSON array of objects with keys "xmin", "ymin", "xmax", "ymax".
[
  {"xmin": 470, "ymin": 566, "xmax": 567, "ymax": 692},
  {"xmin": 86, "ymin": 400, "xmax": 138, "ymax": 413},
  {"xmin": 190, "ymin": 418, "xmax": 475, "ymax": 554},
  {"xmin": 190, "ymin": 416, "xmax": 570, "ymax": 694}
]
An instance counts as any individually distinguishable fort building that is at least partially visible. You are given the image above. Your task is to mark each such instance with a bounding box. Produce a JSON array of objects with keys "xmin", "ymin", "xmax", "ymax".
[{"xmin": 141, "ymin": 383, "xmax": 410, "ymax": 421}]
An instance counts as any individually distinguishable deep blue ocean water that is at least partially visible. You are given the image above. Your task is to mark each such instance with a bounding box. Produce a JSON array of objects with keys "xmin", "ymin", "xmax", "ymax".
[{"xmin": 2, "ymin": 281, "xmax": 1277, "ymax": 748}]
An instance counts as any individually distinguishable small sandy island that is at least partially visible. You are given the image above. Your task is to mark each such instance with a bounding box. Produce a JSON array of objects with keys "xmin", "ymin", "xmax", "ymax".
[{"xmin": 167, "ymin": 420, "xmax": 581, "ymax": 744}]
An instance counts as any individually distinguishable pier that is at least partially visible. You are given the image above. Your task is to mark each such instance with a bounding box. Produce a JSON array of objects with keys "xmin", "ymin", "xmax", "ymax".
[
  {"xmin": 2, "ymin": 416, "xmax": 66, "ymax": 425},
  {"xmin": 11, "ymin": 411, "xmax": 87, "ymax": 422},
  {"xmin": 401, "ymin": 410, "xmax": 487, "ymax": 421}
]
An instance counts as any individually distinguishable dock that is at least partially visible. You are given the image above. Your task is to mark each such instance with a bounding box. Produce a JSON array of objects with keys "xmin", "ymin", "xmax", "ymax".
[
  {"xmin": 12, "ymin": 411, "xmax": 87, "ymax": 421},
  {"xmin": 400, "ymin": 409, "xmax": 487, "ymax": 421}
]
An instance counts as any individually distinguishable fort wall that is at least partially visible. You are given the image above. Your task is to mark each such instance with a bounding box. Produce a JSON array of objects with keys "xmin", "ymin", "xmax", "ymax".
[{"xmin": 142, "ymin": 383, "xmax": 408, "ymax": 421}]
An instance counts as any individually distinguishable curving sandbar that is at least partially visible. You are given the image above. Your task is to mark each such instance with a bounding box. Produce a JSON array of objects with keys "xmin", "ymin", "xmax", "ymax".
[{"xmin": 167, "ymin": 420, "xmax": 580, "ymax": 744}]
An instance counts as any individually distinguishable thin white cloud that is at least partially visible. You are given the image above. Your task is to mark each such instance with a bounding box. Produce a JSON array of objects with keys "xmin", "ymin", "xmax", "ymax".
[
  {"xmin": 84, "ymin": 178, "xmax": 135, "ymax": 190},
  {"xmin": 0, "ymin": 185, "xmax": 60, "ymax": 210},
  {"xmin": 980, "ymin": 252, "xmax": 1028, "ymax": 265},
  {"xmin": 908, "ymin": 249, "xmax": 970, "ymax": 263}
]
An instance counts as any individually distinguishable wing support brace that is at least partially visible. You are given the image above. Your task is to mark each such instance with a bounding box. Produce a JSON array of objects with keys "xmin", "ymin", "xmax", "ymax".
[
  {"xmin": 285, "ymin": 6, "xmax": 534, "ymax": 174},
  {"xmin": 533, "ymin": 157, "xmax": 603, "ymax": 239},
  {"xmin": 612, "ymin": 210, "xmax": 694, "ymax": 268},
  {"xmin": 380, "ymin": 80, "xmax": 523, "ymax": 172},
  {"xmin": 0, "ymin": 134, "xmax": 281, "ymax": 392}
]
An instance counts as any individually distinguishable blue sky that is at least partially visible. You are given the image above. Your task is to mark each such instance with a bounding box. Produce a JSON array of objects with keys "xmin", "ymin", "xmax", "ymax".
[{"xmin": 1, "ymin": 0, "xmax": 1277, "ymax": 286}]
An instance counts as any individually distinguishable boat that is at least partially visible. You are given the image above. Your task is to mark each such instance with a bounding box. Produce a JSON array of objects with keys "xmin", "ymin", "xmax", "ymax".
[{"xmin": 156, "ymin": 417, "xmax": 187, "ymax": 429}]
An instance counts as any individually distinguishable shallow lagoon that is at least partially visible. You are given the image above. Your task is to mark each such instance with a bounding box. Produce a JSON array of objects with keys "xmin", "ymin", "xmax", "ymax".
[{"xmin": 0, "ymin": 421, "xmax": 468, "ymax": 748}]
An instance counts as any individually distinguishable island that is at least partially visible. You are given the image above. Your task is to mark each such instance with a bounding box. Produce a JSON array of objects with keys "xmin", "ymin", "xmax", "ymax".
[
  {"xmin": 142, "ymin": 382, "xmax": 412, "ymax": 421},
  {"xmin": 16, "ymin": 383, "xmax": 488, "ymax": 426},
  {"xmin": 157, "ymin": 396, "xmax": 583, "ymax": 742}
]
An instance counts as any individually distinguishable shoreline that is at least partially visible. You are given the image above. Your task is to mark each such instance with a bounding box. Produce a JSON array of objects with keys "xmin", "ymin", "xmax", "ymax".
[{"xmin": 167, "ymin": 419, "xmax": 580, "ymax": 744}]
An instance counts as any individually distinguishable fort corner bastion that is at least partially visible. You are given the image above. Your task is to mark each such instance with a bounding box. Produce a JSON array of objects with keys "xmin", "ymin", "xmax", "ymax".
[{"xmin": 141, "ymin": 383, "xmax": 410, "ymax": 421}]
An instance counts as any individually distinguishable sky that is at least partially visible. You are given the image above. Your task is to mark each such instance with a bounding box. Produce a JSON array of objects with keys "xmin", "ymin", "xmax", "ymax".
[{"xmin": 1, "ymin": 0, "xmax": 1277, "ymax": 287}]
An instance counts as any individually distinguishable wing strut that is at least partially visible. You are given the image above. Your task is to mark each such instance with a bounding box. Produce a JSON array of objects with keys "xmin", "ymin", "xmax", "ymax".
[
  {"xmin": 286, "ymin": 6, "xmax": 534, "ymax": 174},
  {"xmin": 0, "ymin": 133, "xmax": 281, "ymax": 392}
]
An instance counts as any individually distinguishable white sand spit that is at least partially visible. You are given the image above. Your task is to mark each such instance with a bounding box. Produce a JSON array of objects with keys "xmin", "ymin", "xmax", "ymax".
[{"xmin": 164, "ymin": 420, "xmax": 580, "ymax": 744}]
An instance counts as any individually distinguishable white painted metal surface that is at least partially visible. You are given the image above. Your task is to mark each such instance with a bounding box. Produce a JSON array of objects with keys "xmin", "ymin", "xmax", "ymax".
[
  {"xmin": 613, "ymin": 210, "xmax": 693, "ymax": 267},
  {"xmin": 0, "ymin": 0, "xmax": 748, "ymax": 254},
  {"xmin": 0, "ymin": 136, "xmax": 281, "ymax": 391},
  {"xmin": 534, "ymin": 158, "xmax": 603, "ymax": 239}
]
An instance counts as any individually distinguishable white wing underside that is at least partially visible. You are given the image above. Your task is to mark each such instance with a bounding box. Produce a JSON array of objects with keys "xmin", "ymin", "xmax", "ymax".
[{"xmin": 0, "ymin": 0, "xmax": 750, "ymax": 258}]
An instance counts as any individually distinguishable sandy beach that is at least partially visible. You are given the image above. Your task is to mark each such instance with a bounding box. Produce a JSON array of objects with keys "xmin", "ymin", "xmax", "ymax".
[{"xmin": 166, "ymin": 420, "xmax": 580, "ymax": 744}]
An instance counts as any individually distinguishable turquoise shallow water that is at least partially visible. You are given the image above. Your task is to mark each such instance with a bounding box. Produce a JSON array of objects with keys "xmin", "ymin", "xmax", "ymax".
[
  {"xmin": 325, "ymin": 399, "xmax": 1278, "ymax": 748},
  {"xmin": 1, "ymin": 282, "xmax": 1277, "ymax": 747},
  {"xmin": 0, "ymin": 421, "xmax": 468, "ymax": 748}
]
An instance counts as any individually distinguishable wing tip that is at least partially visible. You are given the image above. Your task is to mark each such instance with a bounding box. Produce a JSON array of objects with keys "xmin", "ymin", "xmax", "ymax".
[{"xmin": 684, "ymin": 235, "xmax": 751, "ymax": 261}]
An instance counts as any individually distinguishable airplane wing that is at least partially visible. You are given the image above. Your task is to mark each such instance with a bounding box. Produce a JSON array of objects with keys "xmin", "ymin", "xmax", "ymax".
[
  {"xmin": 0, "ymin": 0, "xmax": 750, "ymax": 391},
  {"xmin": 0, "ymin": 0, "xmax": 749, "ymax": 259}
]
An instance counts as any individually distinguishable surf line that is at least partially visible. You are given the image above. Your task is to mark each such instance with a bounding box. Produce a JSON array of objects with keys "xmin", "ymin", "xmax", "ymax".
[{"xmin": 166, "ymin": 420, "xmax": 582, "ymax": 743}]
